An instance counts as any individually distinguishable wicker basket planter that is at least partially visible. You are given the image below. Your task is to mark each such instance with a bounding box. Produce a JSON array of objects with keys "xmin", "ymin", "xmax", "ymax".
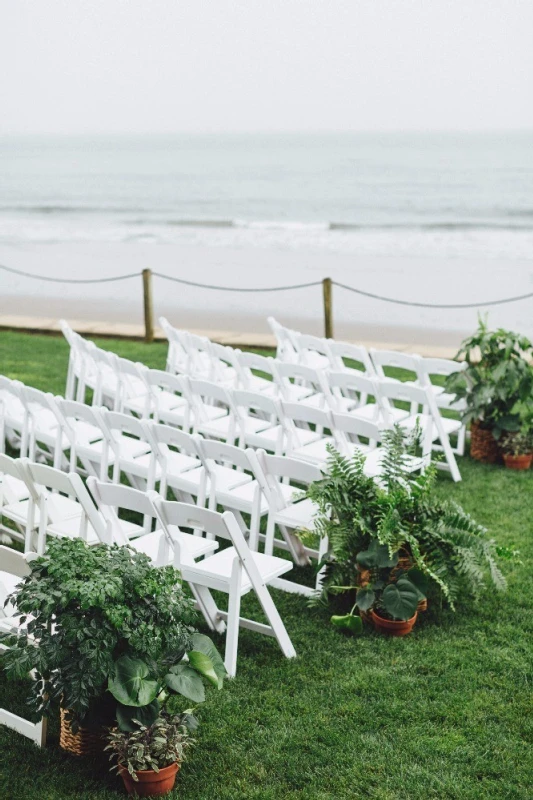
[
  {"xmin": 59, "ymin": 709, "xmax": 106, "ymax": 757},
  {"xmin": 470, "ymin": 421, "xmax": 500, "ymax": 464}
]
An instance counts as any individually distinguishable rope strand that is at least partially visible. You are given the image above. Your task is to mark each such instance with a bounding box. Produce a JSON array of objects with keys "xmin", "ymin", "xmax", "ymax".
[{"xmin": 1, "ymin": 262, "xmax": 532, "ymax": 307}]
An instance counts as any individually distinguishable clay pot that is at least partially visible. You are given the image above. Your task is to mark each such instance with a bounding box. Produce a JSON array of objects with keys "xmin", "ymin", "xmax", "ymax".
[
  {"xmin": 119, "ymin": 762, "xmax": 179, "ymax": 797},
  {"xmin": 503, "ymin": 453, "xmax": 532, "ymax": 471},
  {"xmin": 370, "ymin": 609, "xmax": 417, "ymax": 637},
  {"xmin": 470, "ymin": 421, "xmax": 499, "ymax": 464}
]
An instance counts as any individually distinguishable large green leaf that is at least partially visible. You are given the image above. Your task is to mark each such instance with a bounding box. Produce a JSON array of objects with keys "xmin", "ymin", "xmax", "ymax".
[
  {"xmin": 188, "ymin": 651, "xmax": 219, "ymax": 688},
  {"xmin": 407, "ymin": 567, "xmax": 428, "ymax": 600},
  {"xmin": 331, "ymin": 614, "xmax": 363, "ymax": 635},
  {"xmin": 356, "ymin": 541, "xmax": 398, "ymax": 570},
  {"xmin": 190, "ymin": 633, "xmax": 226, "ymax": 688},
  {"xmin": 116, "ymin": 699, "xmax": 160, "ymax": 732},
  {"xmin": 355, "ymin": 586, "xmax": 375, "ymax": 612},
  {"xmin": 108, "ymin": 656, "xmax": 159, "ymax": 707},
  {"xmin": 165, "ymin": 665, "xmax": 206, "ymax": 703},
  {"xmin": 382, "ymin": 578, "xmax": 419, "ymax": 621}
]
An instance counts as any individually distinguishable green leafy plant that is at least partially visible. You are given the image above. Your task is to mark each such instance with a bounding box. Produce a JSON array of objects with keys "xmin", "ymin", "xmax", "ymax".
[
  {"xmin": 499, "ymin": 429, "xmax": 533, "ymax": 456},
  {"xmin": 304, "ymin": 432, "xmax": 515, "ymax": 632},
  {"xmin": 445, "ymin": 317, "xmax": 533, "ymax": 439},
  {"xmin": 1, "ymin": 538, "xmax": 225, "ymax": 732},
  {"xmin": 105, "ymin": 710, "xmax": 194, "ymax": 780}
]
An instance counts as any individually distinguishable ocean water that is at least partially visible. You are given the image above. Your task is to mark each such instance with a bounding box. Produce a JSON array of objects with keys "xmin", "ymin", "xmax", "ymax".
[{"xmin": 1, "ymin": 131, "xmax": 533, "ymax": 260}]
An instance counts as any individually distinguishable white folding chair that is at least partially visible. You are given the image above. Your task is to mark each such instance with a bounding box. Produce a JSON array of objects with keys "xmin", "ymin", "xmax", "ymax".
[
  {"xmin": 54, "ymin": 399, "xmax": 109, "ymax": 480},
  {"xmin": 232, "ymin": 390, "xmax": 286, "ymax": 453},
  {"xmin": 267, "ymin": 317, "xmax": 299, "ymax": 363},
  {"xmin": 369, "ymin": 348, "xmax": 423, "ymax": 385},
  {"xmin": 273, "ymin": 361, "xmax": 325, "ymax": 407},
  {"xmin": 0, "ymin": 455, "xmax": 37, "ymax": 545},
  {"xmin": 153, "ymin": 499, "xmax": 296, "ymax": 677},
  {"xmin": 159, "ymin": 317, "xmax": 191, "ymax": 375},
  {"xmin": 208, "ymin": 342, "xmax": 240, "ymax": 387},
  {"xmin": 420, "ymin": 358, "xmax": 468, "ymax": 455},
  {"xmin": 0, "ymin": 545, "xmax": 47, "ymax": 746},
  {"xmin": 280, "ymin": 401, "xmax": 335, "ymax": 467},
  {"xmin": 0, "ymin": 377, "xmax": 28, "ymax": 455},
  {"xmin": 183, "ymin": 332, "xmax": 213, "ymax": 379},
  {"xmin": 90, "ymin": 346, "xmax": 121, "ymax": 409},
  {"xmin": 144, "ymin": 423, "xmax": 210, "ymax": 507},
  {"xmin": 321, "ymin": 370, "xmax": 409, "ymax": 426},
  {"xmin": 116, "ymin": 357, "xmax": 151, "ymax": 417},
  {"xmin": 235, "ymin": 351, "xmax": 279, "ymax": 397},
  {"xmin": 196, "ymin": 438, "xmax": 267, "ymax": 548},
  {"xmin": 189, "ymin": 379, "xmax": 238, "ymax": 443},
  {"xmin": 328, "ymin": 340, "xmax": 375, "ymax": 375},
  {"xmin": 378, "ymin": 379, "xmax": 462, "ymax": 481},
  {"xmin": 144, "ymin": 370, "xmax": 192, "ymax": 431},
  {"xmin": 60, "ymin": 319, "xmax": 88, "ymax": 402},
  {"xmin": 87, "ymin": 478, "xmax": 217, "ymax": 566},
  {"xmin": 253, "ymin": 449, "xmax": 325, "ymax": 596},
  {"xmin": 294, "ymin": 333, "xmax": 332, "ymax": 371},
  {"xmin": 19, "ymin": 387, "xmax": 67, "ymax": 469},
  {"xmin": 23, "ymin": 460, "xmax": 108, "ymax": 554},
  {"xmin": 97, "ymin": 409, "xmax": 155, "ymax": 488}
]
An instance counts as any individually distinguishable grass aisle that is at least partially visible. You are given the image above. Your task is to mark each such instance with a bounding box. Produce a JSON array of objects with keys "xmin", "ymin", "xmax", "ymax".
[{"xmin": 0, "ymin": 331, "xmax": 532, "ymax": 799}]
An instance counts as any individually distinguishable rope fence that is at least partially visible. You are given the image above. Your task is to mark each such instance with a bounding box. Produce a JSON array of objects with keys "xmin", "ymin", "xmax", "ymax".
[{"xmin": 1, "ymin": 262, "xmax": 532, "ymax": 343}]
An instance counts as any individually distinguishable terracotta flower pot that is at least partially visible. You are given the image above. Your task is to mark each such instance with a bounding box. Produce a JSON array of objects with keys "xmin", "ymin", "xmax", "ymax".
[
  {"xmin": 119, "ymin": 762, "xmax": 179, "ymax": 797},
  {"xmin": 503, "ymin": 453, "xmax": 532, "ymax": 471},
  {"xmin": 370, "ymin": 609, "xmax": 417, "ymax": 637},
  {"xmin": 470, "ymin": 421, "xmax": 500, "ymax": 464}
]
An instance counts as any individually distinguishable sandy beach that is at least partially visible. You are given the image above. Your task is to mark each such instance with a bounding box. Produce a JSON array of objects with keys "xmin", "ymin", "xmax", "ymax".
[{"xmin": 1, "ymin": 241, "xmax": 532, "ymax": 347}]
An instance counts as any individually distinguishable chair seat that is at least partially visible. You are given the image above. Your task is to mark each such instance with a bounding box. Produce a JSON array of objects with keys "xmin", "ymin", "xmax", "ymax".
[
  {"xmin": 46, "ymin": 517, "xmax": 104, "ymax": 546},
  {"xmin": 129, "ymin": 527, "xmax": 218, "ymax": 565},
  {"xmin": 364, "ymin": 449, "xmax": 426, "ymax": 478},
  {"xmin": 288, "ymin": 436, "xmax": 335, "ymax": 466},
  {"xmin": 183, "ymin": 547, "xmax": 292, "ymax": 592},
  {"xmin": 274, "ymin": 497, "xmax": 318, "ymax": 530},
  {"xmin": 399, "ymin": 413, "xmax": 462, "ymax": 441},
  {"xmin": 115, "ymin": 437, "xmax": 152, "ymax": 461},
  {"xmin": 196, "ymin": 414, "xmax": 236, "ymax": 440},
  {"xmin": 240, "ymin": 424, "xmax": 285, "ymax": 452},
  {"xmin": 351, "ymin": 405, "xmax": 409, "ymax": 425},
  {"xmin": 215, "ymin": 480, "xmax": 269, "ymax": 515},
  {"xmin": 2, "ymin": 493, "xmax": 82, "ymax": 527},
  {"xmin": 168, "ymin": 463, "xmax": 252, "ymax": 497},
  {"xmin": 0, "ymin": 475, "xmax": 29, "ymax": 503}
]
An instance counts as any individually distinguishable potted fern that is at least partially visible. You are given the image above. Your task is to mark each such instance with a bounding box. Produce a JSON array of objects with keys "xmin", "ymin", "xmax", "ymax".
[{"xmin": 305, "ymin": 430, "xmax": 515, "ymax": 635}]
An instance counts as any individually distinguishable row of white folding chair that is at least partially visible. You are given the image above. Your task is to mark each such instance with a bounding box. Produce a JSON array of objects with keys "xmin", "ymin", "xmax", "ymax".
[
  {"xmin": 267, "ymin": 317, "xmax": 467, "ymax": 412},
  {"xmin": 2, "ymin": 367, "xmax": 459, "ymax": 484}
]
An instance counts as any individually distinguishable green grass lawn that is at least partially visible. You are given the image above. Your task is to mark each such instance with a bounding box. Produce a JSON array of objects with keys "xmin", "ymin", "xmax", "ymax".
[{"xmin": 1, "ymin": 330, "xmax": 532, "ymax": 799}]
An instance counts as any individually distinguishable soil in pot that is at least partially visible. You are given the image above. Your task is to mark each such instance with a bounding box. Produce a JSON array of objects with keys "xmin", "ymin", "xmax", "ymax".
[
  {"xmin": 470, "ymin": 421, "xmax": 500, "ymax": 464},
  {"xmin": 370, "ymin": 609, "xmax": 417, "ymax": 637},
  {"xmin": 503, "ymin": 453, "xmax": 532, "ymax": 471},
  {"xmin": 119, "ymin": 762, "xmax": 179, "ymax": 797}
]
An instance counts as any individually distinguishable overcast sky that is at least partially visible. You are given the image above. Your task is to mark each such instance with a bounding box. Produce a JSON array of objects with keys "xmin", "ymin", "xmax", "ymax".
[{"xmin": 1, "ymin": 1, "xmax": 532, "ymax": 135}]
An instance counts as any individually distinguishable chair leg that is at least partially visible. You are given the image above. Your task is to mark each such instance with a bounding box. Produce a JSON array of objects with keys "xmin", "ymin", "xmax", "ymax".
[
  {"xmin": 224, "ymin": 565, "xmax": 243, "ymax": 677},
  {"xmin": 190, "ymin": 585, "xmax": 226, "ymax": 634},
  {"xmin": 254, "ymin": 582, "xmax": 296, "ymax": 660}
]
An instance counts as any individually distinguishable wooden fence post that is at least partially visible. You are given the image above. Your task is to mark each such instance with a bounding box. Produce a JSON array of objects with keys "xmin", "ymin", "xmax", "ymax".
[
  {"xmin": 142, "ymin": 269, "xmax": 154, "ymax": 343},
  {"xmin": 322, "ymin": 277, "xmax": 333, "ymax": 339}
]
